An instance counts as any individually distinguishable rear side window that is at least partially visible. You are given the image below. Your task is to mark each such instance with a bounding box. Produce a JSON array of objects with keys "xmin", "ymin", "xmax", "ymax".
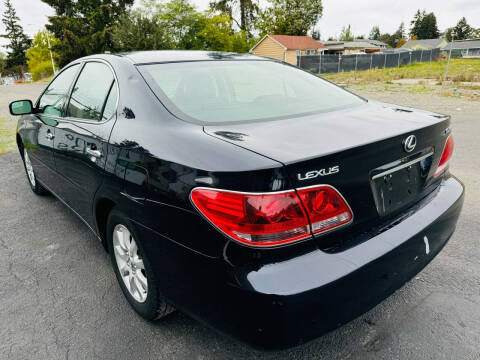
[
  {"xmin": 102, "ymin": 82, "xmax": 118, "ymax": 121},
  {"xmin": 67, "ymin": 62, "xmax": 115, "ymax": 121},
  {"xmin": 38, "ymin": 64, "xmax": 79, "ymax": 116}
]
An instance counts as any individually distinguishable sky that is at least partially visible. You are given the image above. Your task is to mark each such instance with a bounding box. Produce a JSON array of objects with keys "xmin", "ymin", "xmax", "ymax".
[{"xmin": 1, "ymin": 0, "xmax": 479, "ymax": 51}]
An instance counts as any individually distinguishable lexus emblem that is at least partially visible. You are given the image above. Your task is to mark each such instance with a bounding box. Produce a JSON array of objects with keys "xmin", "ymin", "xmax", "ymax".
[{"xmin": 403, "ymin": 135, "xmax": 416, "ymax": 153}]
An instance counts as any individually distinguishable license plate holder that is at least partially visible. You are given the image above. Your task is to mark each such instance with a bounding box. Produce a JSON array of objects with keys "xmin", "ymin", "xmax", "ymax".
[{"xmin": 371, "ymin": 153, "xmax": 433, "ymax": 216}]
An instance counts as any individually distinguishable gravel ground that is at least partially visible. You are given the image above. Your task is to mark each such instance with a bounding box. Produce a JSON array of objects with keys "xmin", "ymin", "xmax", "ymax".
[{"xmin": 0, "ymin": 84, "xmax": 479, "ymax": 360}]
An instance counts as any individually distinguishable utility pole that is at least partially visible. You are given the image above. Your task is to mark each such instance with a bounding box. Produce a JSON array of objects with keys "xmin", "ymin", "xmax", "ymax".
[
  {"xmin": 443, "ymin": 32, "xmax": 454, "ymax": 85},
  {"xmin": 45, "ymin": 30, "xmax": 56, "ymax": 75}
]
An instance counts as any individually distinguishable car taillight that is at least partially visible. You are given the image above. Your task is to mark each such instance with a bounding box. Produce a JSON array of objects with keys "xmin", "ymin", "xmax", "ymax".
[
  {"xmin": 190, "ymin": 188, "xmax": 311, "ymax": 247},
  {"xmin": 297, "ymin": 186, "xmax": 353, "ymax": 235},
  {"xmin": 434, "ymin": 135, "xmax": 454, "ymax": 177},
  {"xmin": 190, "ymin": 186, "xmax": 353, "ymax": 247}
]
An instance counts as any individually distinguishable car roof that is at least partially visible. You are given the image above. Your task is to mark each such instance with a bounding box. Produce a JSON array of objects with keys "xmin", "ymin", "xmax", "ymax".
[{"xmin": 115, "ymin": 50, "xmax": 268, "ymax": 64}]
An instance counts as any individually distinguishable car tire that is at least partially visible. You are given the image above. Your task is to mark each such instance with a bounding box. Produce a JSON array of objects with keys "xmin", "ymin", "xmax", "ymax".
[
  {"xmin": 106, "ymin": 208, "xmax": 175, "ymax": 321},
  {"xmin": 22, "ymin": 148, "xmax": 49, "ymax": 195}
]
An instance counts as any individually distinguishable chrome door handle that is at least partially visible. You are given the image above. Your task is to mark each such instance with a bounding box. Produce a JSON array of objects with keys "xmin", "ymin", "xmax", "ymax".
[
  {"xmin": 86, "ymin": 147, "xmax": 102, "ymax": 158},
  {"xmin": 46, "ymin": 132, "xmax": 54, "ymax": 140}
]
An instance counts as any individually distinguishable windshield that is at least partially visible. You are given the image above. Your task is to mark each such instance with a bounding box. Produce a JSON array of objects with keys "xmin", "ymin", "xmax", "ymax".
[{"xmin": 139, "ymin": 60, "xmax": 364, "ymax": 124}]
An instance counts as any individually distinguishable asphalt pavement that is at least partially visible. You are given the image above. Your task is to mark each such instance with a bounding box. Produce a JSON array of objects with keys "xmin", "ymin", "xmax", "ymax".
[{"xmin": 0, "ymin": 84, "xmax": 479, "ymax": 359}]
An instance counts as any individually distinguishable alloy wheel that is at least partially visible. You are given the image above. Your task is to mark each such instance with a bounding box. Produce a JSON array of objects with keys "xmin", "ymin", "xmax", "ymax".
[
  {"xmin": 113, "ymin": 224, "xmax": 148, "ymax": 303},
  {"xmin": 24, "ymin": 148, "xmax": 36, "ymax": 187}
]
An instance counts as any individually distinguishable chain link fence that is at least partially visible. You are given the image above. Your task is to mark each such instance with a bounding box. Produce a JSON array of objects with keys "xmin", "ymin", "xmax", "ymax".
[
  {"xmin": 297, "ymin": 48, "xmax": 441, "ymax": 74},
  {"xmin": 440, "ymin": 48, "xmax": 480, "ymax": 58}
]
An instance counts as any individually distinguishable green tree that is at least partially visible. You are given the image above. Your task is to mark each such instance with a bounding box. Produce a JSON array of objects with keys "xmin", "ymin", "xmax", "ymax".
[
  {"xmin": 1, "ymin": 0, "xmax": 31, "ymax": 69},
  {"xmin": 388, "ymin": 22, "xmax": 405, "ymax": 47},
  {"xmin": 339, "ymin": 25, "xmax": 354, "ymax": 41},
  {"xmin": 257, "ymin": 0, "xmax": 323, "ymax": 36},
  {"xmin": 0, "ymin": 51, "xmax": 6, "ymax": 74},
  {"xmin": 420, "ymin": 12, "xmax": 440, "ymax": 39},
  {"xmin": 41, "ymin": 0, "xmax": 134, "ymax": 67},
  {"xmin": 445, "ymin": 17, "xmax": 473, "ymax": 41},
  {"xmin": 199, "ymin": 12, "xmax": 254, "ymax": 51},
  {"xmin": 378, "ymin": 33, "xmax": 392, "ymax": 48},
  {"xmin": 112, "ymin": 10, "xmax": 171, "ymax": 51},
  {"xmin": 396, "ymin": 37, "xmax": 406, "ymax": 48},
  {"xmin": 199, "ymin": 12, "xmax": 234, "ymax": 51},
  {"xmin": 26, "ymin": 30, "xmax": 59, "ymax": 80},
  {"xmin": 410, "ymin": 10, "xmax": 423, "ymax": 38},
  {"xmin": 209, "ymin": 0, "xmax": 259, "ymax": 36},
  {"xmin": 410, "ymin": 10, "xmax": 440, "ymax": 39},
  {"xmin": 311, "ymin": 28, "xmax": 320, "ymax": 40},
  {"xmin": 160, "ymin": 0, "xmax": 205, "ymax": 49},
  {"xmin": 112, "ymin": 1, "xmax": 254, "ymax": 53},
  {"xmin": 369, "ymin": 26, "xmax": 380, "ymax": 40}
]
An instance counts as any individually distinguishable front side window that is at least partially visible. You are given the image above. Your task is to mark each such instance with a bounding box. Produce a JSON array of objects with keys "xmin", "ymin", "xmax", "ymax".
[
  {"xmin": 67, "ymin": 62, "xmax": 115, "ymax": 121},
  {"xmin": 38, "ymin": 64, "xmax": 79, "ymax": 116},
  {"xmin": 139, "ymin": 60, "xmax": 364, "ymax": 124}
]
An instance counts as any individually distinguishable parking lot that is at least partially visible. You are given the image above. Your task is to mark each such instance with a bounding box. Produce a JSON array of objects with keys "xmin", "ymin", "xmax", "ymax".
[{"xmin": 0, "ymin": 84, "xmax": 479, "ymax": 359}]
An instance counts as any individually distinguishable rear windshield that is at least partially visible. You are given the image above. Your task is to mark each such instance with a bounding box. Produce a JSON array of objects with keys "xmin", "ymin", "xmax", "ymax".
[{"xmin": 139, "ymin": 60, "xmax": 364, "ymax": 124}]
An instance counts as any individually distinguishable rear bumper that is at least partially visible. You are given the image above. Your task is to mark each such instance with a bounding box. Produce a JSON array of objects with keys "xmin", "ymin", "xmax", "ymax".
[{"xmin": 141, "ymin": 176, "xmax": 464, "ymax": 349}]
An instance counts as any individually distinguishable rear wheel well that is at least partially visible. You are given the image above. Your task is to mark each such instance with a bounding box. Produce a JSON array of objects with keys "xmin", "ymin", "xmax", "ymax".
[{"xmin": 96, "ymin": 198, "xmax": 116, "ymax": 252}]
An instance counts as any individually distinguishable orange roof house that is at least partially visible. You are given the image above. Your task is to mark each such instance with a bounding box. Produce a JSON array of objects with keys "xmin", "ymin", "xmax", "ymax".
[{"xmin": 250, "ymin": 34, "xmax": 326, "ymax": 65}]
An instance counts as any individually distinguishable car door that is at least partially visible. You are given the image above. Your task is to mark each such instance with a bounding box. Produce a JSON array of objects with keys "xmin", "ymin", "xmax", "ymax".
[
  {"xmin": 24, "ymin": 64, "xmax": 80, "ymax": 188},
  {"xmin": 53, "ymin": 61, "xmax": 118, "ymax": 227}
]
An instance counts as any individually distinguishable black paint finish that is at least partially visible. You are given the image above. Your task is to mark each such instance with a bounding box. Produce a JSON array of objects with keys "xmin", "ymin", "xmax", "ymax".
[{"xmin": 13, "ymin": 51, "xmax": 464, "ymax": 349}]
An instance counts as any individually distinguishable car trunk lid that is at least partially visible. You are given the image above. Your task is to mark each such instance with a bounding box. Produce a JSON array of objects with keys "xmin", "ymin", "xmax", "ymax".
[{"xmin": 204, "ymin": 101, "xmax": 451, "ymax": 249}]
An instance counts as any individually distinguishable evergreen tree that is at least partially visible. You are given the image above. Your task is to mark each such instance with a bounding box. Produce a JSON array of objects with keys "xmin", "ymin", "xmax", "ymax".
[
  {"xmin": 409, "ymin": 10, "xmax": 440, "ymax": 39},
  {"xmin": 378, "ymin": 33, "xmax": 392, "ymax": 48},
  {"xmin": 1, "ymin": 0, "xmax": 31, "ymax": 69},
  {"xmin": 420, "ymin": 12, "xmax": 440, "ymax": 39},
  {"xmin": 390, "ymin": 22, "xmax": 405, "ymax": 47},
  {"xmin": 311, "ymin": 28, "xmax": 321, "ymax": 40},
  {"xmin": 0, "ymin": 51, "xmax": 6, "ymax": 74},
  {"xmin": 446, "ymin": 17, "xmax": 473, "ymax": 41},
  {"xmin": 41, "ymin": 0, "xmax": 134, "ymax": 67},
  {"xmin": 369, "ymin": 26, "xmax": 380, "ymax": 40},
  {"xmin": 339, "ymin": 25, "xmax": 354, "ymax": 41},
  {"xmin": 409, "ymin": 10, "xmax": 424, "ymax": 38}
]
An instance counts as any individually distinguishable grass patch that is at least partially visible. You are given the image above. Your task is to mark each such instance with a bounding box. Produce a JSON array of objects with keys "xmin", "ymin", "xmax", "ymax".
[
  {"xmin": 321, "ymin": 58, "xmax": 480, "ymax": 85},
  {"xmin": 0, "ymin": 118, "xmax": 17, "ymax": 155},
  {"xmin": 408, "ymin": 87, "xmax": 432, "ymax": 93}
]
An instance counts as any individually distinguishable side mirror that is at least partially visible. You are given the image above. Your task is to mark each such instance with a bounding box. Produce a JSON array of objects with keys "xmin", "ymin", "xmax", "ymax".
[{"xmin": 9, "ymin": 100, "xmax": 33, "ymax": 116}]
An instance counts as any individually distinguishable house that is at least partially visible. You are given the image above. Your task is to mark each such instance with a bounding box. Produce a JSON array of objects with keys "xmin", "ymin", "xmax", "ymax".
[
  {"xmin": 402, "ymin": 38, "xmax": 448, "ymax": 50},
  {"xmin": 322, "ymin": 40, "xmax": 382, "ymax": 54},
  {"xmin": 321, "ymin": 41, "xmax": 344, "ymax": 54},
  {"xmin": 365, "ymin": 39, "xmax": 388, "ymax": 49},
  {"xmin": 250, "ymin": 34, "xmax": 326, "ymax": 65},
  {"xmin": 442, "ymin": 39, "xmax": 480, "ymax": 57}
]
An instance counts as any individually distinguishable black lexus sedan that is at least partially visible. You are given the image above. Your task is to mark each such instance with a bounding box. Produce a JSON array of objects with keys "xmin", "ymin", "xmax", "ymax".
[{"xmin": 10, "ymin": 51, "xmax": 464, "ymax": 349}]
